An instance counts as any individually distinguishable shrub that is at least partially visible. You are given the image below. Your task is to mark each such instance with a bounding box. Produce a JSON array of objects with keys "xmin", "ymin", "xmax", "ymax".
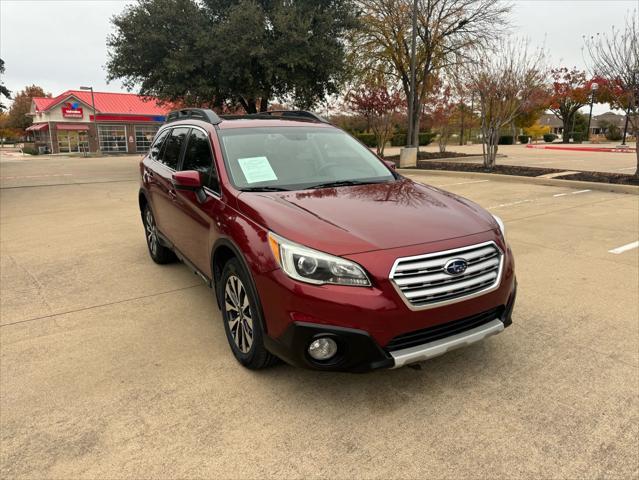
[
  {"xmin": 21, "ymin": 146, "xmax": 39, "ymax": 155},
  {"xmin": 383, "ymin": 132, "xmax": 434, "ymax": 147},
  {"xmin": 570, "ymin": 131, "xmax": 583, "ymax": 143},
  {"xmin": 390, "ymin": 133, "xmax": 407, "ymax": 146},
  {"xmin": 543, "ymin": 133, "xmax": 557, "ymax": 143},
  {"xmin": 518, "ymin": 135, "xmax": 530, "ymax": 144},
  {"xmin": 498, "ymin": 135, "xmax": 514, "ymax": 145},
  {"xmin": 604, "ymin": 125, "xmax": 623, "ymax": 141},
  {"xmin": 418, "ymin": 132, "xmax": 436, "ymax": 146},
  {"xmin": 354, "ymin": 133, "xmax": 377, "ymax": 147}
]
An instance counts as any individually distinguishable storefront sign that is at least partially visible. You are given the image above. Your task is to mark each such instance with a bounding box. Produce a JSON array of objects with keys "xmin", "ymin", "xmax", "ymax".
[{"xmin": 62, "ymin": 102, "xmax": 83, "ymax": 119}]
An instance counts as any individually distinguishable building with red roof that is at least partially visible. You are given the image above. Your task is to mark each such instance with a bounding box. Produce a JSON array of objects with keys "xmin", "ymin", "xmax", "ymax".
[{"xmin": 27, "ymin": 90, "xmax": 174, "ymax": 154}]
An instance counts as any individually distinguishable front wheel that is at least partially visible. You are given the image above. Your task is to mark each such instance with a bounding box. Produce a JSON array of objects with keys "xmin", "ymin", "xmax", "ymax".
[
  {"xmin": 219, "ymin": 258, "xmax": 277, "ymax": 369},
  {"xmin": 142, "ymin": 205, "xmax": 176, "ymax": 264}
]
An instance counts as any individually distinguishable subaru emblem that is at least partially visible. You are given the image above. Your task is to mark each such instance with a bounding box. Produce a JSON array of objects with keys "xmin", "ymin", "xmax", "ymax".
[{"xmin": 444, "ymin": 258, "xmax": 468, "ymax": 276}]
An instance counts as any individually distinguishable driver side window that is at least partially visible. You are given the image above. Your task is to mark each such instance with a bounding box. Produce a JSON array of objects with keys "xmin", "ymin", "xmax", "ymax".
[{"xmin": 182, "ymin": 128, "xmax": 219, "ymax": 192}]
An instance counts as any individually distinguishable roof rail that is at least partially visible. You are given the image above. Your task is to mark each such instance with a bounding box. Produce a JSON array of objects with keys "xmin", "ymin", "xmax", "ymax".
[
  {"xmin": 259, "ymin": 110, "xmax": 330, "ymax": 123},
  {"xmin": 166, "ymin": 108, "xmax": 222, "ymax": 125}
]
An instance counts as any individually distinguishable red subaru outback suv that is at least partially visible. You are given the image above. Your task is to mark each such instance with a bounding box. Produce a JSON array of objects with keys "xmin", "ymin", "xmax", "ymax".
[{"xmin": 139, "ymin": 108, "xmax": 516, "ymax": 372}]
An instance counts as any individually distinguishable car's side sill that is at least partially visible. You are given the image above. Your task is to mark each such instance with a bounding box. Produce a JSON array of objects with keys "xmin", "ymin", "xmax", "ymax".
[
  {"xmin": 156, "ymin": 231, "xmax": 212, "ymax": 288},
  {"xmin": 389, "ymin": 318, "xmax": 505, "ymax": 368}
]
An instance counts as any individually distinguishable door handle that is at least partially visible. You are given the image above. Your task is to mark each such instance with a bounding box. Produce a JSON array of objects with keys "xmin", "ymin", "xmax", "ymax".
[{"xmin": 168, "ymin": 188, "xmax": 177, "ymax": 200}]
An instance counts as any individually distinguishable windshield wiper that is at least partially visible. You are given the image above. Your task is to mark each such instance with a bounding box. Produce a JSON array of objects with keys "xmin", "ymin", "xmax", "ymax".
[
  {"xmin": 308, "ymin": 180, "xmax": 387, "ymax": 190},
  {"xmin": 240, "ymin": 186, "xmax": 290, "ymax": 192}
]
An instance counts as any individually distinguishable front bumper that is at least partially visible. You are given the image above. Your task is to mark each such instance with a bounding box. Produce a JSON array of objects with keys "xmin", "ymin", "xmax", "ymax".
[{"xmin": 263, "ymin": 282, "xmax": 516, "ymax": 372}]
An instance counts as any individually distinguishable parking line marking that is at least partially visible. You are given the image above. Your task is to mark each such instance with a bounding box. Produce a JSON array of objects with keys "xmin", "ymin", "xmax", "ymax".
[
  {"xmin": 608, "ymin": 241, "xmax": 639, "ymax": 255},
  {"xmin": 0, "ymin": 173, "xmax": 73, "ymax": 180},
  {"xmin": 554, "ymin": 189, "xmax": 591, "ymax": 197},
  {"xmin": 488, "ymin": 199, "xmax": 533, "ymax": 209},
  {"xmin": 437, "ymin": 180, "xmax": 489, "ymax": 187}
]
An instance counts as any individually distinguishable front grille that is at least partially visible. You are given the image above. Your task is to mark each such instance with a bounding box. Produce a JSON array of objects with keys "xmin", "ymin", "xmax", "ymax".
[
  {"xmin": 390, "ymin": 241, "xmax": 503, "ymax": 308},
  {"xmin": 385, "ymin": 307, "xmax": 503, "ymax": 351}
]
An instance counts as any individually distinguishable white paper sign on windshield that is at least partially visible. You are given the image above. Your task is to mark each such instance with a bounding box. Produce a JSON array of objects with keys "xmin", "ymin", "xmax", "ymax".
[{"xmin": 238, "ymin": 156, "xmax": 278, "ymax": 184}]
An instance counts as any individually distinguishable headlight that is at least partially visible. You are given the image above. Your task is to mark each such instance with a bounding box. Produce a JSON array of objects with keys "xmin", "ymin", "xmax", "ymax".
[
  {"xmin": 492, "ymin": 215, "xmax": 505, "ymax": 238},
  {"xmin": 268, "ymin": 232, "xmax": 371, "ymax": 286}
]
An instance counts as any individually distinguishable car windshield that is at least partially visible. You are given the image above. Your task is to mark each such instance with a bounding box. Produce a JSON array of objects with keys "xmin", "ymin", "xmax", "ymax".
[{"xmin": 217, "ymin": 126, "xmax": 395, "ymax": 191}]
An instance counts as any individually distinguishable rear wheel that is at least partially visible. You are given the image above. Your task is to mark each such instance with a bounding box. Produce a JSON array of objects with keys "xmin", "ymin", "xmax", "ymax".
[
  {"xmin": 220, "ymin": 258, "xmax": 277, "ymax": 369},
  {"xmin": 142, "ymin": 205, "xmax": 175, "ymax": 264}
]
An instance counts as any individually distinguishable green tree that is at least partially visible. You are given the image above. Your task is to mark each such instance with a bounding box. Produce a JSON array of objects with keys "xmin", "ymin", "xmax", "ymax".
[
  {"xmin": 107, "ymin": 0, "xmax": 357, "ymax": 113},
  {"xmin": 569, "ymin": 111, "xmax": 589, "ymax": 141},
  {"xmin": 7, "ymin": 85, "xmax": 49, "ymax": 131},
  {"xmin": 0, "ymin": 59, "xmax": 11, "ymax": 112}
]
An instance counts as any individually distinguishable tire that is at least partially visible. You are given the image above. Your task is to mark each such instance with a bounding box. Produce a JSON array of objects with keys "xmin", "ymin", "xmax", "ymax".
[
  {"xmin": 142, "ymin": 204, "xmax": 176, "ymax": 264},
  {"xmin": 219, "ymin": 258, "xmax": 277, "ymax": 369}
]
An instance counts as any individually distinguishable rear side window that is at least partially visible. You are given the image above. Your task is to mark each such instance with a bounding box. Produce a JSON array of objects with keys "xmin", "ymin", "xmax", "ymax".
[
  {"xmin": 149, "ymin": 128, "xmax": 170, "ymax": 162},
  {"xmin": 182, "ymin": 129, "xmax": 219, "ymax": 192},
  {"xmin": 160, "ymin": 127, "xmax": 189, "ymax": 170}
]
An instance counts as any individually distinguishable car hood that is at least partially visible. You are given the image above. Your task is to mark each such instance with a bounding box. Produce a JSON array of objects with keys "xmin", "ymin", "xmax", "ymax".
[{"xmin": 237, "ymin": 178, "xmax": 497, "ymax": 255}]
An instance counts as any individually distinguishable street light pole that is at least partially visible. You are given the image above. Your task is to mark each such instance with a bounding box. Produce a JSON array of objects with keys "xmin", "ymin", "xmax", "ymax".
[{"xmin": 80, "ymin": 86, "xmax": 99, "ymax": 154}]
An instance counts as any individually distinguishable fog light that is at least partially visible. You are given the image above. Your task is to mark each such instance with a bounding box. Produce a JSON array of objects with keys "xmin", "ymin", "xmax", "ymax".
[{"xmin": 308, "ymin": 337, "xmax": 338, "ymax": 361}]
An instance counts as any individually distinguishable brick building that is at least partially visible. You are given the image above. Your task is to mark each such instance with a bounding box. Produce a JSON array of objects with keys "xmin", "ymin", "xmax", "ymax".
[{"xmin": 26, "ymin": 90, "xmax": 171, "ymax": 154}]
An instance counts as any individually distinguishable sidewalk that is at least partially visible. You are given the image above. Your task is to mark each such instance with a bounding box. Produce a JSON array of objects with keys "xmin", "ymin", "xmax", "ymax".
[{"xmin": 377, "ymin": 142, "xmax": 637, "ymax": 174}]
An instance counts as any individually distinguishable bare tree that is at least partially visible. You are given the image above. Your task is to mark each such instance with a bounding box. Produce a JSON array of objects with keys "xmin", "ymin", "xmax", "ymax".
[
  {"xmin": 466, "ymin": 38, "xmax": 546, "ymax": 169},
  {"xmin": 585, "ymin": 12, "xmax": 639, "ymax": 175},
  {"xmin": 350, "ymin": 0, "xmax": 511, "ymax": 148}
]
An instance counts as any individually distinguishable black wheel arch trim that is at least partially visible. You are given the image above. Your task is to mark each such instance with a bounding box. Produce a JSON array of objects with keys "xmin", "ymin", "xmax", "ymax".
[{"xmin": 211, "ymin": 237, "xmax": 269, "ymax": 333}]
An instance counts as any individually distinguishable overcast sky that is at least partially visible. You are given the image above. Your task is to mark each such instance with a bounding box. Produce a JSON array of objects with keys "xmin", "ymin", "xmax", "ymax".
[{"xmin": 1, "ymin": 0, "xmax": 636, "ymax": 114}]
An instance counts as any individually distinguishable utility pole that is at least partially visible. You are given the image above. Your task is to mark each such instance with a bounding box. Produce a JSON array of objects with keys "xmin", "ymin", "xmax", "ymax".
[
  {"xmin": 80, "ymin": 86, "xmax": 99, "ymax": 154},
  {"xmin": 459, "ymin": 102, "xmax": 464, "ymax": 146},
  {"xmin": 399, "ymin": 0, "xmax": 419, "ymax": 167},
  {"xmin": 621, "ymin": 104, "xmax": 630, "ymax": 146},
  {"xmin": 468, "ymin": 93, "xmax": 474, "ymax": 143},
  {"xmin": 407, "ymin": 0, "xmax": 418, "ymax": 148}
]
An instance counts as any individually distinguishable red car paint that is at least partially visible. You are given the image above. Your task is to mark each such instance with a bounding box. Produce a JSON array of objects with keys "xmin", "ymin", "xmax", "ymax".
[{"xmin": 139, "ymin": 115, "xmax": 515, "ymax": 370}]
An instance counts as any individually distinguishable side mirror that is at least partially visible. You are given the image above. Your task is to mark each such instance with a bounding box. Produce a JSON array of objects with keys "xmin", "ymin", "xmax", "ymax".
[
  {"xmin": 172, "ymin": 170, "xmax": 202, "ymax": 190},
  {"xmin": 383, "ymin": 160, "xmax": 396, "ymax": 170}
]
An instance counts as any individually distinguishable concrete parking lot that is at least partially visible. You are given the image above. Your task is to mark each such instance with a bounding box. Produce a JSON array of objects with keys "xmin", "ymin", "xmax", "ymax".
[{"xmin": 1, "ymin": 154, "xmax": 638, "ymax": 478}]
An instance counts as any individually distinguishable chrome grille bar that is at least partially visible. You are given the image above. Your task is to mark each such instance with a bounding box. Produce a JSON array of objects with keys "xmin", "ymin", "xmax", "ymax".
[{"xmin": 389, "ymin": 241, "xmax": 503, "ymax": 310}]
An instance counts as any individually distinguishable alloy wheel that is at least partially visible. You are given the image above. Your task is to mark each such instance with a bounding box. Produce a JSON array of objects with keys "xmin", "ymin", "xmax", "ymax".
[
  {"xmin": 145, "ymin": 208, "xmax": 158, "ymax": 256},
  {"xmin": 224, "ymin": 275, "xmax": 254, "ymax": 353}
]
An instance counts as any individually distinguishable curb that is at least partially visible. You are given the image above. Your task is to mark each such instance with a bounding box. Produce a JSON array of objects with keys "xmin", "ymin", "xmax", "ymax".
[
  {"xmin": 397, "ymin": 168, "xmax": 639, "ymax": 195},
  {"xmin": 526, "ymin": 144, "xmax": 636, "ymax": 153}
]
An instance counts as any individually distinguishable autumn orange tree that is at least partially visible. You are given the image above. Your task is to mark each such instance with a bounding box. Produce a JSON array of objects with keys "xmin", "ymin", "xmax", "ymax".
[
  {"xmin": 422, "ymin": 80, "xmax": 456, "ymax": 152},
  {"xmin": 7, "ymin": 85, "xmax": 50, "ymax": 132},
  {"xmin": 347, "ymin": 79, "xmax": 403, "ymax": 156},
  {"xmin": 548, "ymin": 68, "xmax": 598, "ymax": 143},
  {"xmin": 349, "ymin": 0, "xmax": 511, "ymax": 148},
  {"xmin": 514, "ymin": 85, "xmax": 550, "ymax": 137}
]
